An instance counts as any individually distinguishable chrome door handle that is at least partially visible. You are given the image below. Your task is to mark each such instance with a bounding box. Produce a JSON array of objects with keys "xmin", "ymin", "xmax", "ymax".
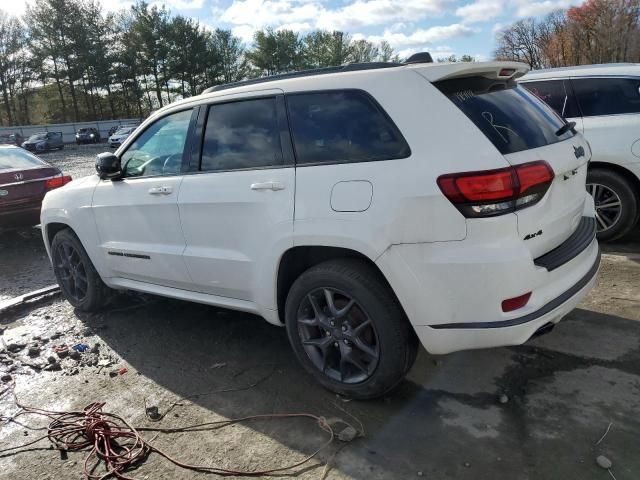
[
  {"xmin": 250, "ymin": 181, "xmax": 285, "ymax": 191},
  {"xmin": 148, "ymin": 185, "xmax": 173, "ymax": 195}
]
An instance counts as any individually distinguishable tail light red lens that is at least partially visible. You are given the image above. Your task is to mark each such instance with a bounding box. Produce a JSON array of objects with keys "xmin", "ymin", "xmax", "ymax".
[
  {"xmin": 437, "ymin": 161, "xmax": 554, "ymax": 217},
  {"xmin": 46, "ymin": 174, "xmax": 72, "ymax": 190},
  {"xmin": 502, "ymin": 292, "xmax": 532, "ymax": 312}
]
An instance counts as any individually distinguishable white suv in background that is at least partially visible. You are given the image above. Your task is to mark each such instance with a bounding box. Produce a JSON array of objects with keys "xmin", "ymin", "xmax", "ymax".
[
  {"xmin": 41, "ymin": 57, "xmax": 599, "ymax": 399},
  {"xmin": 521, "ymin": 64, "xmax": 640, "ymax": 241}
]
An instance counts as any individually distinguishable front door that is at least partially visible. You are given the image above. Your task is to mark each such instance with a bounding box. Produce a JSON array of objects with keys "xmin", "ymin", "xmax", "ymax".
[
  {"xmin": 92, "ymin": 108, "xmax": 195, "ymax": 290},
  {"xmin": 178, "ymin": 93, "xmax": 295, "ymax": 306}
]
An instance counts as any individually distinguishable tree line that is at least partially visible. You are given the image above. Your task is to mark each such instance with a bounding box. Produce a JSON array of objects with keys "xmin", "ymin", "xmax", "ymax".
[
  {"xmin": 494, "ymin": 0, "xmax": 640, "ymax": 69},
  {"xmin": 0, "ymin": 0, "xmax": 402, "ymax": 127}
]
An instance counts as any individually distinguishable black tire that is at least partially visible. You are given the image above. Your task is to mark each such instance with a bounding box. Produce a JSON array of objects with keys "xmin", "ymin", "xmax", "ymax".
[
  {"xmin": 285, "ymin": 259, "xmax": 418, "ymax": 399},
  {"xmin": 51, "ymin": 228, "xmax": 111, "ymax": 312},
  {"xmin": 587, "ymin": 168, "xmax": 639, "ymax": 242}
]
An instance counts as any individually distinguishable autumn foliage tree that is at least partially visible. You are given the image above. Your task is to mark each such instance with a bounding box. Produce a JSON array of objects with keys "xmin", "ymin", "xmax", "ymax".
[{"xmin": 495, "ymin": 0, "xmax": 640, "ymax": 68}]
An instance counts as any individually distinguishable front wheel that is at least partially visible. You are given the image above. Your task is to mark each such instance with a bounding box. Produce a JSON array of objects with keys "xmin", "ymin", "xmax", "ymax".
[
  {"xmin": 587, "ymin": 168, "xmax": 639, "ymax": 241},
  {"xmin": 51, "ymin": 228, "xmax": 112, "ymax": 312},
  {"xmin": 285, "ymin": 259, "xmax": 418, "ymax": 399}
]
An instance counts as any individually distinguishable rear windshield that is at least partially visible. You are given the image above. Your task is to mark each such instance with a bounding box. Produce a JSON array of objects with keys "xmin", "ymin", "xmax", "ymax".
[
  {"xmin": 0, "ymin": 148, "xmax": 46, "ymax": 170},
  {"xmin": 435, "ymin": 76, "xmax": 575, "ymax": 155}
]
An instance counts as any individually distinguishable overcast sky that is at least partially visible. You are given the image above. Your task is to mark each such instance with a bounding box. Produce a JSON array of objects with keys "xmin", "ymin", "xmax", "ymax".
[{"xmin": 5, "ymin": 0, "xmax": 586, "ymax": 59}]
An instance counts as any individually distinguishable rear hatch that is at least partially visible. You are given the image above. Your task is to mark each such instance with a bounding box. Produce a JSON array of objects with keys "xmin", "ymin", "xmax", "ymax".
[{"xmin": 432, "ymin": 69, "xmax": 590, "ymax": 258}]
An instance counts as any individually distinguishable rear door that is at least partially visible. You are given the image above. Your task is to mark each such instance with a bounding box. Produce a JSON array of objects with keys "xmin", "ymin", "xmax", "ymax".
[
  {"xmin": 178, "ymin": 91, "xmax": 295, "ymax": 303},
  {"xmin": 92, "ymin": 108, "xmax": 196, "ymax": 289},
  {"xmin": 436, "ymin": 76, "xmax": 591, "ymax": 257},
  {"xmin": 570, "ymin": 76, "xmax": 640, "ymax": 166}
]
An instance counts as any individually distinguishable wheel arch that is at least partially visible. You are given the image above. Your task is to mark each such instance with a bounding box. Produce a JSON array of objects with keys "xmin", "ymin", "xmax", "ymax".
[
  {"xmin": 275, "ymin": 245, "xmax": 406, "ymax": 324},
  {"xmin": 589, "ymin": 162, "xmax": 640, "ymax": 201}
]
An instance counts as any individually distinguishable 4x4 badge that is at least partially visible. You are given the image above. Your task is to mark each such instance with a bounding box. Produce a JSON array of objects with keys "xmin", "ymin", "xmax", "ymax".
[
  {"xmin": 524, "ymin": 230, "xmax": 543, "ymax": 241},
  {"xmin": 573, "ymin": 145, "xmax": 585, "ymax": 159}
]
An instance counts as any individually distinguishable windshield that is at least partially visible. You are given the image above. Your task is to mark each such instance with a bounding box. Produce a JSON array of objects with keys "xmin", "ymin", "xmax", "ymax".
[
  {"xmin": 115, "ymin": 128, "xmax": 134, "ymax": 135},
  {"xmin": 27, "ymin": 134, "xmax": 46, "ymax": 141},
  {"xmin": 0, "ymin": 147, "xmax": 46, "ymax": 170},
  {"xmin": 78, "ymin": 128, "xmax": 91, "ymax": 133},
  {"xmin": 435, "ymin": 76, "xmax": 575, "ymax": 155}
]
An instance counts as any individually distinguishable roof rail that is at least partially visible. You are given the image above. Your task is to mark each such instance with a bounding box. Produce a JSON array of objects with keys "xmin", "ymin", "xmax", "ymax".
[{"xmin": 202, "ymin": 61, "xmax": 404, "ymax": 94}]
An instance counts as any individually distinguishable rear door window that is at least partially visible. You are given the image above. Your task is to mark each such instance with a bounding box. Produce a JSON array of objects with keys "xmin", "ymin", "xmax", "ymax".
[
  {"xmin": 201, "ymin": 97, "xmax": 283, "ymax": 172},
  {"xmin": 522, "ymin": 80, "xmax": 580, "ymax": 118},
  {"xmin": 285, "ymin": 90, "xmax": 410, "ymax": 165},
  {"xmin": 571, "ymin": 77, "xmax": 640, "ymax": 117},
  {"xmin": 435, "ymin": 76, "xmax": 574, "ymax": 155}
]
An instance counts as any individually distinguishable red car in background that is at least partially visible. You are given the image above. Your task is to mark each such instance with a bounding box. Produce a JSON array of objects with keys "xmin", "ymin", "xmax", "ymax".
[{"xmin": 0, "ymin": 146, "xmax": 71, "ymax": 229}]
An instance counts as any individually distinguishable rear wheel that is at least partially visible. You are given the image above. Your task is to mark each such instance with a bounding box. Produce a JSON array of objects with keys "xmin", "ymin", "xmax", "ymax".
[
  {"xmin": 51, "ymin": 229, "xmax": 111, "ymax": 312},
  {"xmin": 587, "ymin": 168, "xmax": 638, "ymax": 241},
  {"xmin": 285, "ymin": 259, "xmax": 418, "ymax": 399}
]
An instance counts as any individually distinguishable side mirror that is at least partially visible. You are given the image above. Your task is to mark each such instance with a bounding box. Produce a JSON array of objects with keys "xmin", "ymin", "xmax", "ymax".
[{"xmin": 96, "ymin": 152, "xmax": 122, "ymax": 180}]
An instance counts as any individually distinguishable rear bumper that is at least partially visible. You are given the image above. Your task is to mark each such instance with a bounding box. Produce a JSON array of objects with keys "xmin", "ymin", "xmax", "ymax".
[
  {"xmin": 0, "ymin": 204, "xmax": 42, "ymax": 228},
  {"xmin": 376, "ymin": 208, "xmax": 600, "ymax": 354}
]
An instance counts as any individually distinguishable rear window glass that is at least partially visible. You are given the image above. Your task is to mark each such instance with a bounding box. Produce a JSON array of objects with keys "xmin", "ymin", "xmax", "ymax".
[
  {"xmin": 435, "ymin": 77, "xmax": 574, "ymax": 155},
  {"xmin": 286, "ymin": 90, "xmax": 410, "ymax": 165},
  {"xmin": 572, "ymin": 77, "xmax": 640, "ymax": 116},
  {"xmin": 0, "ymin": 148, "xmax": 46, "ymax": 170}
]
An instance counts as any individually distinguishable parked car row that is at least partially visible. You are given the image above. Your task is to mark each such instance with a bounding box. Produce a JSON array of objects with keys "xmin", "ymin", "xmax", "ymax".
[
  {"xmin": 521, "ymin": 64, "xmax": 640, "ymax": 241},
  {"xmin": 41, "ymin": 56, "xmax": 602, "ymax": 399}
]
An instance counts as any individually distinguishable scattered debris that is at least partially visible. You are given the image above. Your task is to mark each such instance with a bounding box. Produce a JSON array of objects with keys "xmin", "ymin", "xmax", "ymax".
[
  {"xmin": 54, "ymin": 345, "xmax": 69, "ymax": 358},
  {"xmin": 1, "ymin": 374, "xmax": 12, "ymax": 382},
  {"xmin": 72, "ymin": 343, "xmax": 89, "ymax": 353},
  {"xmin": 210, "ymin": 362, "xmax": 227, "ymax": 369},
  {"xmin": 44, "ymin": 362, "xmax": 61, "ymax": 372},
  {"xmin": 27, "ymin": 346, "xmax": 41, "ymax": 357},
  {"xmin": 417, "ymin": 471, "xmax": 424, "ymax": 477},
  {"xmin": 109, "ymin": 370, "xmax": 119, "ymax": 378},
  {"xmin": 118, "ymin": 368, "xmax": 128, "ymax": 376},
  {"xmin": 90, "ymin": 343, "xmax": 100, "ymax": 353},
  {"xmin": 596, "ymin": 455, "xmax": 613, "ymax": 470},
  {"xmin": 47, "ymin": 356, "xmax": 57, "ymax": 364},
  {"xmin": 337, "ymin": 425, "xmax": 358, "ymax": 442},
  {"xmin": 595, "ymin": 422, "xmax": 613, "ymax": 445},
  {"xmin": 145, "ymin": 405, "xmax": 162, "ymax": 421},
  {"xmin": 499, "ymin": 394, "xmax": 509, "ymax": 404},
  {"xmin": 69, "ymin": 350, "xmax": 81, "ymax": 360},
  {"xmin": 6, "ymin": 343, "xmax": 25, "ymax": 353}
]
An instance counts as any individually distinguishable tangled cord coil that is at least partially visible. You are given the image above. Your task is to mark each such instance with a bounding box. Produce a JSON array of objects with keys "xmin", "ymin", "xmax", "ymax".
[{"xmin": 0, "ymin": 385, "xmax": 337, "ymax": 479}]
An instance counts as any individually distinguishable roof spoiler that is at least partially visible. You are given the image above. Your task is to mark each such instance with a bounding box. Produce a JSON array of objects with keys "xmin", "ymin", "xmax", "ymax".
[{"xmin": 412, "ymin": 61, "xmax": 530, "ymax": 83}]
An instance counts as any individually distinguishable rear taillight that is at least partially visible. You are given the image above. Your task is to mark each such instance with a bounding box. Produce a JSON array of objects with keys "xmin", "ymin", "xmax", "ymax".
[
  {"xmin": 46, "ymin": 174, "xmax": 72, "ymax": 190},
  {"xmin": 437, "ymin": 161, "xmax": 554, "ymax": 217}
]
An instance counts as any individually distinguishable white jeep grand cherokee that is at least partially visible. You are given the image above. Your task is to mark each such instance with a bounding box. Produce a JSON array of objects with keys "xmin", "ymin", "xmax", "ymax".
[{"xmin": 41, "ymin": 56, "xmax": 600, "ymax": 399}]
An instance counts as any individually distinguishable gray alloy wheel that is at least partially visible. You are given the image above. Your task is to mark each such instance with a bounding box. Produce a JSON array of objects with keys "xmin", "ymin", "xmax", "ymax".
[
  {"xmin": 53, "ymin": 239, "xmax": 89, "ymax": 304},
  {"xmin": 587, "ymin": 182, "xmax": 623, "ymax": 234},
  {"xmin": 297, "ymin": 287, "xmax": 380, "ymax": 384}
]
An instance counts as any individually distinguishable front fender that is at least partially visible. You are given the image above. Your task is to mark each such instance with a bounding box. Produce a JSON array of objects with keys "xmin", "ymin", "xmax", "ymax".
[{"xmin": 41, "ymin": 175, "xmax": 105, "ymax": 274}]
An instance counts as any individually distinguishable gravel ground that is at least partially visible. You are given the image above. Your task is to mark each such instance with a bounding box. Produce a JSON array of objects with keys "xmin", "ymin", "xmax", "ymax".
[{"xmin": 0, "ymin": 252, "xmax": 639, "ymax": 480}]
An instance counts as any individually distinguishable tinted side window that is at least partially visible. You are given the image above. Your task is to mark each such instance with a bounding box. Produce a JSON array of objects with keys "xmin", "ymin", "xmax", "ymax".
[
  {"xmin": 286, "ymin": 90, "xmax": 410, "ymax": 165},
  {"xmin": 121, "ymin": 109, "xmax": 192, "ymax": 178},
  {"xmin": 201, "ymin": 97, "xmax": 282, "ymax": 172},
  {"xmin": 522, "ymin": 80, "xmax": 580, "ymax": 118},
  {"xmin": 572, "ymin": 77, "xmax": 640, "ymax": 116}
]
